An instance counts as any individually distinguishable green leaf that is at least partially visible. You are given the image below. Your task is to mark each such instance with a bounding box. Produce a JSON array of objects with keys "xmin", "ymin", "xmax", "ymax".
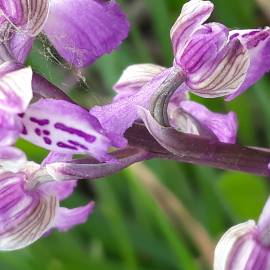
[{"xmin": 217, "ymin": 171, "xmax": 269, "ymax": 222}]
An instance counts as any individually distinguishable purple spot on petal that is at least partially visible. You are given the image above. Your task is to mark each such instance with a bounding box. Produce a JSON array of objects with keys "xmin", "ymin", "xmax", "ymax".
[
  {"xmin": 68, "ymin": 140, "xmax": 89, "ymax": 150},
  {"xmin": 43, "ymin": 130, "xmax": 50, "ymax": 136},
  {"xmin": 30, "ymin": 117, "xmax": 49, "ymax": 126},
  {"xmin": 18, "ymin": 113, "xmax": 25, "ymax": 118},
  {"xmin": 35, "ymin": 128, "xmax": 41, "ymax": 136},
  {"xmin": 22, "ymin": 125, "xmax": 27, "ymax": 135},
  {"xmin": 230, "ymin": 33, "xmax": 239, "ymax": 40},
  {"xmin": 43, "ymin": 137, "xmax": 52, "ymax": 145},
  {"xmin": 242, "ymin": 30, "xmax": 260, "ymax": 38},
  {"xmin": 246, "ymin": 32, "xmax": 269, "ymax": 49},
  {"xmin": 54, "ymin": 123, "xmax": 96, "ymax": 143},
  {"xmin": 57, "ymin": 142, "xmax": 78, "ymax": 150}
]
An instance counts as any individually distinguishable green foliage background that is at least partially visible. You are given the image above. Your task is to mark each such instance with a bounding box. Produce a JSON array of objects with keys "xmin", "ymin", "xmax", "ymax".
[{"xmin": 2, "ymin": 0, "xmax": 270, "ymax": 269}]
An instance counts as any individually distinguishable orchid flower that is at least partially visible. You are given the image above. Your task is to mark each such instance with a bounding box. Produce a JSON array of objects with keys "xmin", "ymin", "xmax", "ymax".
[
  {"xmin": 1, "ymin": 0, "xmax": 270, "ymax": 254},
  {"xmin": 214, "ymin": 197, "xmax": 270, "ymax": 270},
  {"xmin": 90, "ymin": 0, "xmax": 270, "ymax": 144},
  {"xmin": 0, "ymin": 147, "xmax": 149, "ymax": 250},
  {"xmin": 0, "ymin": 0, "xmax": 129, "ymax": 67},
  {"xmin": 113, "ymin": 64, "xmax": 239, "ymax": 144},
  {"xmin": 0, "ymin": 153, "xmax": 94, "ymax": 251},
  {"xmin": 0, "ymin": 61, "xmax": 120, "ymax": 162}
]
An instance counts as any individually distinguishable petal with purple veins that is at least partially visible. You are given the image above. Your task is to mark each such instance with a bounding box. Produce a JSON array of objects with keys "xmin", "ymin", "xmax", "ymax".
[
  {"xmin": 171, "ymin": 0, "xmax": 214, "ymax": 62},
  {"xmin": 226, "ymin": 28, "xmax": 270, "ymax": 100},
  {"xmin": 186, "ymin": 38, "xmax": 250, "ymax": 98},
  {"xmin": 0, "ymin": 0, "xmax": 50, "ymax": 36},
  {"xmin": 0, "ymin": 172, "xmax": 58, "ymax": 251},
  {"xmin": 43, "ymin": 0, "xmax": 129, "ymax": 67},
  {"xmin": 178, "ymin": 23, "xmax": 229, "ymax": 73},
  {"xmin": 214, "ymin": 221, "xmax": 257, "ymax": 270}
]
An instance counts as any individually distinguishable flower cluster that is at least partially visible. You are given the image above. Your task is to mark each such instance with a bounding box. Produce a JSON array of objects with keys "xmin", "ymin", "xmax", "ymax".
[
  {"xmin": 1, "ymin": 3, "xmax": 270, "ymax": 268},
  {"xmin": 0, "ymin": 0, "xmax": 130, "ymax": 250}
]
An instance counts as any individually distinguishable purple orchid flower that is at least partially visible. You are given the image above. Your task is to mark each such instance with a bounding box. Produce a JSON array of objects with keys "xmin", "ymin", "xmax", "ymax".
[
  {"xmin": 0, "ymin": 147, "xmax": 149, "ymax": 251},
  {"xmin": 0, "ymin": 154, "xmax": 94, "ymax": 251},
  {"xmin": 0, "ymin": 0, "xmax": 129, "ymax": 67},
  {"xmin": 214, "ymin": 196, "xmax": 270, "ymax": 270},
  {"xmin": 90, "ymin": 0, "xmax": 270, "ymax": 145},
  {"xmin": 114, "ymin": 64, "xmax": 238, "ymax": 144},
  {"xmin": 0, "ymin": 61, "xmax": 118, "ymax": 162}
]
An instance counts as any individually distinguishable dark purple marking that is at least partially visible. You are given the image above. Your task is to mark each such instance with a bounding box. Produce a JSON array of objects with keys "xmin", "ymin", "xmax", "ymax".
[
  {"xmin": 22, "ymin": 125, "xmax": 27, "ymax": 135},
  {"xmin": 54, "ymin": 123, "xmax": 96, "ymax": 143},
  {"xmin": 242, "ymin": 30, "xmax": 260, "ymax": 38},
  {"xmin": 18, "ymin": 113, "xmax": 25, "ymax": 118},
  {"xmin": 35, "ymin": 128, "xmax": 41, "ymax": 136},
  {"xmin": 57, "ymin": 142, "xmax": 78, "ymax": 150},
  {"xmin": 30, "ymin": 117, "xmax": 49, "ymax": 126},
  {"xmin": 68, "ymin": 140, "xmax": 89, "ymax": 150},
  {"xmin": 43, "ymin": 130, "xmax": 50, "ymax": 135},
  {"xmin": 43, "ymin": 137, "xmax": 52, "ymax": 145},
  {"xmin": 246, "ymin": 32, "xmax": 269, "ymax": 49},
  {"xmin": 230, "ymin": 33, "xmax": 239, "ymax": 40}
]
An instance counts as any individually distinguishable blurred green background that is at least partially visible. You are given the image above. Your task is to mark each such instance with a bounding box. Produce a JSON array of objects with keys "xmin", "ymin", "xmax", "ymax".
[{"xmin": 2, "ymin": 0, "xmax": 270, "ymax": 269}]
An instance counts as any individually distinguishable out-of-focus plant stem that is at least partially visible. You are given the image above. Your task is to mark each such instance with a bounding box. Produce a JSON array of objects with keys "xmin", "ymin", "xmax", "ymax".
[{"xmin": 129, "ymin": 163, "xmax": 215, "ymax": 267}]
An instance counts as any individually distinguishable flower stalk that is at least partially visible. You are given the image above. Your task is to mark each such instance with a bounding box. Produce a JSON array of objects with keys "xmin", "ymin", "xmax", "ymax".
[{"xmin": 125, "ymin": 122, "xmax": 270, "ymax": 177}]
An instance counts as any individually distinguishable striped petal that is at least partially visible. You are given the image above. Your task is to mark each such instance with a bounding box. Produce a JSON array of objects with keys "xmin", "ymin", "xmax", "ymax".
[
  {"xmin": 186, "ymin": 38, "xmax": 250, "ymax": 97},
  {"xmin": 214, "ymin": 221, "xmax": 258, "ymax": 270},
  {"xmin": 171, "ymin": 0, "xmax": 214, "ymax": 61},
  {"xmin": 0, "ymin": 172, "xmax": 58, "ymax": 251},
  {"xmin": 20, "ymin": 99, "xmax": 114, "ymax": 162},
  {"xmin": 0, "ymin": 0, "xmax": 50, "ymax": 36},
  {"xmin": 226, "ymin": 27, "xmax": 270, "ymax": 100},
  {"xmin": 0, "ymin": 158, "xmax": 97, "ymax": 251},
  {"xmin": 214, "ymin": 197, "xmax": 270, "ymax": 270},
  {"xmin": 113, "ymin": 64, "xmax": 166, "ymax": 101},
  {"xmin": 43, "ymin": 0, "xmax": 129, "ymax": 67},
  {"xmin": 178, "ymin": 23, "xmax": 229, "ymax": 73},
  {"xmin": 0, "ymin": 62, "xmax": 32, "ymax": 113}
]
